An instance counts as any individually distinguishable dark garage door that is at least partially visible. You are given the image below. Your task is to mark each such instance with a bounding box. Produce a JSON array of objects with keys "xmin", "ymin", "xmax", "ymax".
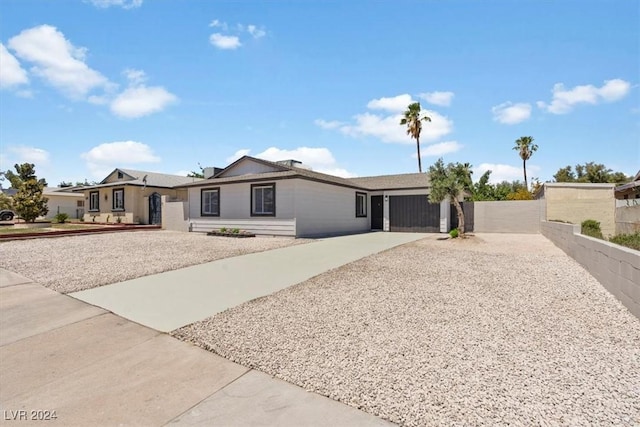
[{"xmin": 389, "ymin": 195, "xmax": 441, "ymax": 232}]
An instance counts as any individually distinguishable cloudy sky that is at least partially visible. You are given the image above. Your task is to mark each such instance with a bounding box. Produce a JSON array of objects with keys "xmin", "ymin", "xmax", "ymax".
[{"xmin": 1, "ymin": 0, "xmax": 638, "ymax": 186}]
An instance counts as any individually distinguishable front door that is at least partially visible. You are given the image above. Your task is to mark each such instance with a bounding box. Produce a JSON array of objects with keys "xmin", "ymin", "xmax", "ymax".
[
  {"xmin": 371, "ymin": 195, "xmax": 383, "ymax": 230},
  {"xmin": 149, "ymin": 192, "xmax": 162, "ymax": 225}
]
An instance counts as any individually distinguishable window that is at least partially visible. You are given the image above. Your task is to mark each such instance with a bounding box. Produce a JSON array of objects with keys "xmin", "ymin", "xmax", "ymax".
[
  {"xmin": 117, "ymin": 171, "xmax": 124, "ymax": 179},
  {"xmin": 251, "ymin": 183, "xmax": 275, "ymax": 216},
  {"xmin": 77, "ymin": 200, "xmax": 84, "ymax": 208},
  {"xmin": 355, "ymin": 192, "xmax": 367, "ymax": 217},
  {"xmin": 201, "ymin": 188, "xmax": 220, "ymax": 216},
  {"xmin": 89, "ymin": 191, "xmax": 99, "ymax": 211},
  {"xmin": 112, "ymin": 189, "xmax": 124, "ymax": 211}
]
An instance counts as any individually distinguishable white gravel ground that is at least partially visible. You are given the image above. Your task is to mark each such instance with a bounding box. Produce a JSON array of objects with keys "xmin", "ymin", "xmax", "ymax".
[
  {"xmin": 174, "ymin": 234, "xmax": 640, "ymax": 427},
  {"xmin": 0, "ymin": 231, "xmax": 307, "ymax": 293}
]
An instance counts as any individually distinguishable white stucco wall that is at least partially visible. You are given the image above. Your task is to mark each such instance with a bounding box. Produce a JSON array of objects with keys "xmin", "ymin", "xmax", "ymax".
[{"xmin": 293, "ymin": 180, "xmax": 369, "ymax": 237}]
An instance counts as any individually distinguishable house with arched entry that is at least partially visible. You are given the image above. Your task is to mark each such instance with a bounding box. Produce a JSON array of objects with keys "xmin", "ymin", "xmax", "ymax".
[{"xmin": 75, "ymin": 169, "xmax": 201, "ymax": 225}]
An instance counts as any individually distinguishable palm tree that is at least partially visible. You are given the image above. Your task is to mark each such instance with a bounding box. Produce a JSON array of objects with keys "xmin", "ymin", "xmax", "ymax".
[
  {"xmin": 400, "ymin": 102, "xmax": 431, "ymax": 173},
  {"xmin": 513, "ymin": 136, "xmax": 538, "ymax": 189}
]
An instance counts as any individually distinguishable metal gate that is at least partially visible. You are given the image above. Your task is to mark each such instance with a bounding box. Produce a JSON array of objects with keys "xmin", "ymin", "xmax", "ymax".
[
  {"xmin": 389, "ymin": 195, "xmax": 440, "ymax": 232},
  {"xmin": 149, "ymin": 192, "xmax": 162, "ymax": 225},
  {"xmin": 450, "ymin": 201, "xmax": 474, "ymax": 232}
]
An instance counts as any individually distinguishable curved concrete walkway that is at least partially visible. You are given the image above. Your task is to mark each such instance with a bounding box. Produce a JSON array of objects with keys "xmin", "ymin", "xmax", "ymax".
[{"xmin": 70, "ymin": 232, "xmax": 425, "ymax": 332}]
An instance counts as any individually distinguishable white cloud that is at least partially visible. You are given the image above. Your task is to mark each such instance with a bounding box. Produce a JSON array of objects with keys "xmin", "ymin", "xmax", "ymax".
[
  {"xmin": 538, "ymin": 79, "xmax": 631, "ymax": 114},
  {"xmin": 81, "ymin": 141, "xmax": 160, "ymax": 178},
  {"xmin": 0, "ymin": 43, "xmax": 29, "ymax": 88},
  {"xmin": 319, "ymin": 94, "xmax": 453, "ymax": 144},
  {"xmin": 492, "ymin": 102, "xmax": 532, "ymax": 124},
  {"xmin": 367, "ymin": 94, "xmax": 413, "ymax": 112},
  {"xmin": 209, "ymin": 33, "xmax": 242, "ymax": 50},
  {"xmin": 225, "ymin": 149, "xmax": 251, "ymax": 164},
  {"xmin": 110, "ymin": 86, "xmax": 177, "ymax": 118},
  {"xmin": 8, "ymin": 25, "xmax": 109, "ymax": 99},
  {"xmin": 247, "ymin": 25, "xmax": 266, "ymax": 39},
  {"xmin": 109, "ymin": 69, "xmax": 177, "ymax": 118},
  {"xmin": 7, "ymin": 145, "xmax": 50, "ymax": 165},
  {"xmin": 314, "ymin": 119, "xmax": 344, "ymax": 130},
  {"xmin": 419, "ymin": 141, "xmax": 463, "ymax": 157},
  {"xmin": 86, "ymin": 0, "xmax": 142, "ymax": 9},
  {"xmin": 474, "ymin": 163, "xmax": 540, "ymax": 183},
  {"xmin": 419, "ymin": 91, "xmax": 454, "ymax": 107},
  {"xmin": 341, "ymin": 110, "xmax": 453, "ymax": 144},
  {"xmin": 209, "ymin": 20, "xmax": 228, "ymax": 30}
]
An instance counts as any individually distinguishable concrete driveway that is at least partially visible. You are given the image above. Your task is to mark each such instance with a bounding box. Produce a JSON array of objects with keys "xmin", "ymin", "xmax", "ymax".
[{"xmin": 70, "ymin": 232, "xmax": 426, "ymax": 332}]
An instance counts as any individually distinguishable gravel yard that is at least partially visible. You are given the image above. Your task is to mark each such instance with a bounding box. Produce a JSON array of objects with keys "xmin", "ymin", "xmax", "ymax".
[
  {"xmin": 0, "ymin": 231, "xmax": 307, "ymax": 293},
  {"xmin": 174, "ymin": 234, "xmax": 640, "ymax": 427}
]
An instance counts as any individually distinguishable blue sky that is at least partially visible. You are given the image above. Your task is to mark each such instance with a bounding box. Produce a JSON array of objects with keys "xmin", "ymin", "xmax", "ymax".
[{"xmin": 1, "ymin": 0, "xmax": 638, "ymax": 187}]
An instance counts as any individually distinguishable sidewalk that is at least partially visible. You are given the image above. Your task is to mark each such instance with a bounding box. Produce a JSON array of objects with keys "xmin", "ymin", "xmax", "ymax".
[
  {"xmin": 0, "ymin": 269, "xmax": 395, "ymax": 426},
  {"xmin": 71, "ymin": 232, "xmax": 425, "ymax": 332}
]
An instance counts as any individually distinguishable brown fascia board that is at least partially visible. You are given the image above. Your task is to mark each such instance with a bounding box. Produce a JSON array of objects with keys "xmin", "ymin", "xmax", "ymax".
[{"xmin": 72, "ymin": 182, "xmax": 169, "ymax": 192}]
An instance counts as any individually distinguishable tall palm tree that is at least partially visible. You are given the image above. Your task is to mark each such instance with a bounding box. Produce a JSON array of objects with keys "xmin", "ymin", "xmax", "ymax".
[
  {"xmin": 513, "ymin": 136, "xmax": 538, "ymax": 189},
  {"xmin": 400, "ymin": 102, "xmax": 431, "ymax": 173}
]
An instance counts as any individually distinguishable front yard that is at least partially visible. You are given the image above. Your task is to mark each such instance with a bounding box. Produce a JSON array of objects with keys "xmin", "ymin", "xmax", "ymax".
[
  {"xmin": 0, "ymin": 231, "xmax": 308, "ymax": 293},
  {"xmin": 174, "ymin": 234, "xmax": 640, "ymax": 426}
]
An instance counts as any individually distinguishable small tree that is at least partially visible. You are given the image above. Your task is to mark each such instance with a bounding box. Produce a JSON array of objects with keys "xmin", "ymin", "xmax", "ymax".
[
  {"xmin": 11, "ymin": 163, "xmax": 48, "ymax": 222},
  {"xmin": 428, "ymin": 158, "xmax": 472, "ymax": 235},
  {"xmin": 0, "ymin": 192, "xmax": 13, "ymax": 210}
]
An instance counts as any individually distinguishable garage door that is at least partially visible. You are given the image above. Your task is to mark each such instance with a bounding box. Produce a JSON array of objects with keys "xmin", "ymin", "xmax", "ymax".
[{"xmin": 389, "ymin": 195, "xmax": 440, "ymax": 232}]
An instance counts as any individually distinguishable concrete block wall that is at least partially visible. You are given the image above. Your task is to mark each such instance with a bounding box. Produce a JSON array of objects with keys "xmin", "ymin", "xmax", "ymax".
[
  {"xmin": 162, "ymin": 197, "xmax": 189, "ymax": 232},
  {"xmin": 541, "ymin": 220, "xmax": 640, "ymax": 320},
  {"xmin": 473, "ymin": 200, "xmax": 544, "ymax": 233},
  {"xmin": 615, "ymin": 205, "xmax": 640, "ymax": 235}
]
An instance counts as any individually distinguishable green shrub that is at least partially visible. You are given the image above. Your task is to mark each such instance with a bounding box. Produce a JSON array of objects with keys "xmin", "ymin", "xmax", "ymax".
[
  {"xmin": 219, "ymin": 227, "xmax": 227, "ymax": 233},
  {"xmin": 449, "ymin": 228, "xmax": 459, "ymax": 238},
  {"xmin": 609, "ymin": 233, "xmax": 640, "ymax": 251},
  {"xmin": 231, "ymin": 228, "xmax": 240, "ymax": 234},
  {"xmin": 581, "ymin": 219, "xmax": 603, "ymax": 239},
  {"xmin": 54, "ymin": 213, "xmax": 69, "ymax": 223}
]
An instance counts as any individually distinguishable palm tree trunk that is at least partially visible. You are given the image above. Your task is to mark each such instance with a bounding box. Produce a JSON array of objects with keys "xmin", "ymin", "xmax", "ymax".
[
  {"xmin": 416, "ymin": 137, "xmax": 422, "ymax": 173},
  {"xmin": 523, "ymin": 158, "xmax": 528, "ymax": 190},
  {"xmin": 451, "ymin": 196, "xmax": 465, "ymax": 235}
]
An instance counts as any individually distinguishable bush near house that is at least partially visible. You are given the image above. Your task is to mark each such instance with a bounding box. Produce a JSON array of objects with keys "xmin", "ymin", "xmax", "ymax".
[
  {"xmin": 609, "ymin": 233, "xmax": 640, "ymax": 251},
  {"xmin": 54, "ymin": 213, "xmax": 69, "ymax": 223},
  {"xmin": 581, "ymin": 219, "xmax": 603, "ymax": 239}
]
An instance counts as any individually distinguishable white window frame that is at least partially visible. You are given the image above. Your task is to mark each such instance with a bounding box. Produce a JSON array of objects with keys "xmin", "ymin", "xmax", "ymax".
[
  {"xmin": 201, "ymin": 188, "xmax": 220, "ymax": 216},
  {"xmin": 251, "ymin": 183, "xmax": 275, "ymax": 216},
  {"xmin": 112, "ymin": 188, "xmax": 124, "ymax": 211},
  {"xmin": 356, "ymin": 192, "xmax": 367, "ymax": 217},
  {"xmin": 89, "ymin": 191, "xmax": 100, "ymax": 212}
]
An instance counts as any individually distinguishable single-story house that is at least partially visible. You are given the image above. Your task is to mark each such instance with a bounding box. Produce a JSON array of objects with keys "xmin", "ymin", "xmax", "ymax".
[
  {"xmin": 615, "ymin": 171, "xmax": 640, "ymax": 200},
  {"xmin": 75, "ymin": 169, "xmax": 202, "ymax": 224},
  {"xmin": 43, "ymin": 187, "xmax": 85, "ymax": 219},
  {"xmin": 170, "ymin": 155, "xmax": 451, "ymax": 237}
]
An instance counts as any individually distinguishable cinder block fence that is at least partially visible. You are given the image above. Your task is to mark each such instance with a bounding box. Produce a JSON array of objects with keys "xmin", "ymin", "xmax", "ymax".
[{"xmin": 541, "ymin": 221, "xmax": 640, "ymax": 320}]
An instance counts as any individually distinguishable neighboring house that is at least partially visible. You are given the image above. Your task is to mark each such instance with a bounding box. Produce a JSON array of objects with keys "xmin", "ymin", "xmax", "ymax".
[
  {"xmin": 43, "ymin": 187, "xmax": 85, "ymax": 219},
  {"xmin": 75, "ymin": 169, "xmax": 201, "ymax": 224},
  {"xmin": 171, "ymin": 156, "xmax": 447, "ymax": 237},
  {"xmin": 615, "ymin": 171, "xmax": 640, "ymax": 201},
  {"xmin": 536, "ymin": 182, "xmax": 616, "ymax": 236}
]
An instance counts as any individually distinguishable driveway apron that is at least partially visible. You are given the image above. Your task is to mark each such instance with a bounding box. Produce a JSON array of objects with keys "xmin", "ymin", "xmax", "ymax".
[{"xmin": 71, "ymin": 232, "xmax": 426, "ymax": 332}]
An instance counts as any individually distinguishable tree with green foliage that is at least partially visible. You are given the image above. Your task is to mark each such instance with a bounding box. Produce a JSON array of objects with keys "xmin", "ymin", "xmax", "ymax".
[
  {"xmin": 553, "ymin": 162, "xmax": 629, "ymax": 185},
  {"xmin": 2, "ymin": 164, "xmax": 47, "ymax": 189},
  {"xmin": 428, "ymin": 158, "xmax": 473, "ymax": 235},
  {"xmin": 513, "ymin": 136, "xmax": 538, "ymax": 190},
  {"xmin": 187, "ymin": 165, "xmax": 205, "ymax": 179},
  {"xmin": 11, "ymin": 163, "xmax": 48, "ymax": 222},
  {"xmin": 0, "ymin": 192, "xmax": 13, "ymax": 210},
  {"xmin": 400, "ymin": 102, "xmax": 431, "ymax": 173}
]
